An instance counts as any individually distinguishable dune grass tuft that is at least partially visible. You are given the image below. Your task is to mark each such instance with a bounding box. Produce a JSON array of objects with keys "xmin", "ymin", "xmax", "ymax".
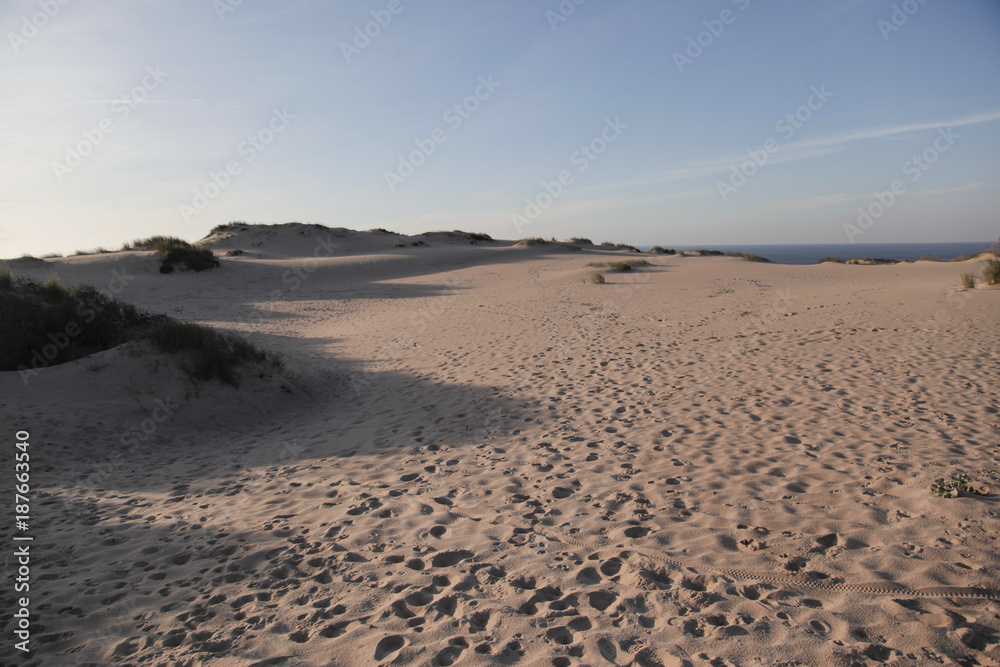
[
  {"xmin": 420, "ymin": 230, "xmax": 493, "ymax": 242},
  {"xmin": 569, "ymin": 237, "xmax": 592, "ymax": 245},
  {"xmin": 726, "ymin": 251, "xmax": 770, "ymax": 262},
  {"xmin": 984, "ymin": 259, "xmax": 1000, "ymax": 285},
  {"xmin": 960, "ymin": 272, "xmax": 977, "ymax": 289},
  {"xmin": 129, "ymin": 236, "xmax": 219, "ymax": 273},
  {"xmin": 818, "ymin": 257, "xmax": 845, "ymax": 264},
  {"xmin": 649, "ymin": 246, "xmax": 676, "ymax": 255},
  {"xmin": 72, "ymin": 246, "xmax": 112, "ymax": 256},
  {"xmin": 585, "ymin": 272, "xmax": 606, "ymax": 284},
  {"xmin": 40, "ymin": 274, "xmax": 69, "ymax": 303},
  {"xmin": 146, "ymin": 320, "xmax": 281, "ymax": 386},
  {"xmin": 209, "ymin": 221, "xmax": 250, "ymax": 235},
  {"xmin": 514, "ymin": 238, "xmax": 580, "ymax": 251}
]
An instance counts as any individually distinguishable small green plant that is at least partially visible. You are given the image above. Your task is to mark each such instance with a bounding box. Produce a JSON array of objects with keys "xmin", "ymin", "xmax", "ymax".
[
  {"xmin": 40, "ymin": 275, "xmax": 69, "ymax": 303},
  {"xmin": 649, "ymin": 246, "xmax": 676, "ymax": 255},
  {"xmin": 585, "ymin": 272, "xmax": 605, "ymax": 284},
  {"xmin": 984, "ymin": 259, "xmax": 1000, "ymax": 285},
  {"xmin": 960, "ymin": 272, "xmax": 977, "ymax": 289},
  {"xmin": 0, "ymin": 263, "xmax": 11, "ymax": 292},
  {"xmin": 569, "ymin": 237, "xmax": 592, "ymax": 245},
  {"xmin": 930, "ymin": 473, "xmax": 988, "ymax": 499}
]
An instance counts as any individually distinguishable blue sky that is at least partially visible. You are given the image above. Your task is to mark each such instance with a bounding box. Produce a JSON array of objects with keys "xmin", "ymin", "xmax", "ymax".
[{"xmin": 2, "ymin": 0, "xmax": 998, "ymax": 257}]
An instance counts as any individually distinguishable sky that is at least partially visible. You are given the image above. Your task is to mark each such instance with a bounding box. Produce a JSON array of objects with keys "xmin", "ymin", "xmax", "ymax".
[{"xmin": 1, "ymin": 0, "xmax": 999, "ymax": 257}]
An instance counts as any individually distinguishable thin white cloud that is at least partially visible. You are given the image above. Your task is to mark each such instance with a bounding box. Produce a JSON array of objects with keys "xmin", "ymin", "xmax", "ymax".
[
  {"xmin": 793, "ymin": 110, "xmax": 1000, "ymax": 151},
  {"xmin": 610, "ymin": 110, "xmax": 1000, "ymax": 192},
  {"xmin": 916, "ymin": 182, "xmax": 988, "ymax": 197}
]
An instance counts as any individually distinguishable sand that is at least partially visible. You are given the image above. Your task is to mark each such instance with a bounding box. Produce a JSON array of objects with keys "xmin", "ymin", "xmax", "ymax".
[{"xmin": 2, "ymin": 226, "xmax": 999, "ymax": 666}]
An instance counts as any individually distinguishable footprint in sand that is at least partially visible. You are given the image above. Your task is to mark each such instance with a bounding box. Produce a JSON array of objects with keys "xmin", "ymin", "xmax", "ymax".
[
  {"xmin": 432, "ymin": 637, "xmax": 469, "ymax": 666},
  {"xmin": 374, "ymin": 634, "xmax": 405, "ymax": 660}
]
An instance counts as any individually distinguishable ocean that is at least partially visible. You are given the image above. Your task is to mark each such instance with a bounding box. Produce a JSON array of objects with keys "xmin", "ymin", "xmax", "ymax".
[{"xmin": 636, "ymin": 242, "xmax": 997, "ymax": 265}]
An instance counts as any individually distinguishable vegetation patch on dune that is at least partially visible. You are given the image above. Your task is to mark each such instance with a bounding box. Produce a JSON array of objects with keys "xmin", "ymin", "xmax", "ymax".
[
  {"xmin": 984, "ymin": 259, "xmax": 1000, "ymax": 285},
  {"xmin": 585, "ymin": 259, "xmax": 650, "ymax": 272},
  {"xmin": 67, "ymin": 235, "xmax": 219, "ymax": 273},
  {"xmin": 0, "ymin": 273, "xmax": 279, "ymax": 385},
  {"xmin": 209, "ymin": 221, "xmax": 251, "ymax": 235},
  {"xmin": 600, "ymin": 241, "xmax": 640, "ymax": 252},
  {"xmin": 726, "ymin": 251, "xmax": 770, "ymax": 262},
  {"xmin": 420, "ymin": 230, "xmax": 493, "ymax": 242},
  {"xmin": 649, "ymin": 246, "xmax": 676, "ymax": 255},
  {"xmin": 126, "ymin": 236, "xmax": 219, "ymax": 273},
  {"xmin": 514, "ymin": 238, "xmax": 581, "ymax": 251}
]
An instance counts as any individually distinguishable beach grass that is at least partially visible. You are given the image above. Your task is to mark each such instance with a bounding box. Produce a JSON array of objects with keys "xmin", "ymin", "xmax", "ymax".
[
  {"xmin": 128, "ymin": 236, "xmax": 219, "ymax": 273},
  {"xmin": 984, "ymin": 259, "xmax": 1000, "ymax": 285},
  {"xmin": 0, "ymin": 276, "xmax": 277, "ymax": 384},
  {"xmin": 726, "ymin": 252, "xmax": 770, "ymax": 262},
  {"xmin": 515, "ymin": 238, "xmax": 581, "ymax": 251},
  {"xmin": 961, "ymin": 272, "xmax": 977, "ymax": 289}
]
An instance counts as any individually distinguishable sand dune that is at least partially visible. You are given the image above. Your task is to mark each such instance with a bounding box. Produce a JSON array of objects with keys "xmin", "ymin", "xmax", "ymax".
[{"xmin": 2, "ymin": 226, "xmax": 999, "ymax": 666}]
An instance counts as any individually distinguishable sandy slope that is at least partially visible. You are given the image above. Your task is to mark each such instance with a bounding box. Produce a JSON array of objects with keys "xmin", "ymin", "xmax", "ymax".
[{"xmin": 2, "ymin": 227, "xmax": 999, "ymax": 667}]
